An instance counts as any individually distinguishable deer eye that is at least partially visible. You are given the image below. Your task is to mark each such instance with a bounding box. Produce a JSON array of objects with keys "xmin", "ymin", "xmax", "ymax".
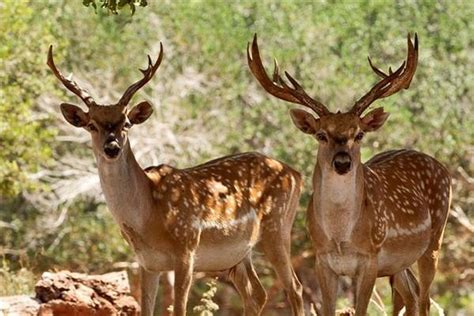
[
  {"xmin": 87, "ymin": 123, "xmax": 97, "ymax": 132},
  {"xmin": 123, "ymin": 122, "xmax": 132, "ymax": 130},
  {"xmin": 355, "ymin": 132, "xmax": 364, "ymax": 141},
  {"xmin": 316, "ymin": 132, "xmax": 328, "ymax": 142}
]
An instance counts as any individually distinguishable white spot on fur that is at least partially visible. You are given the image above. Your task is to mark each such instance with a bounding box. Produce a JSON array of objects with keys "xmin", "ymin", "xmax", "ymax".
[
  {"xmin": 387, "ymin": 216, "xmax": 431, "ymax": 238},
  {"xmin": 191, "ymin": 208, "xmax": 257, "ymax": 230}
]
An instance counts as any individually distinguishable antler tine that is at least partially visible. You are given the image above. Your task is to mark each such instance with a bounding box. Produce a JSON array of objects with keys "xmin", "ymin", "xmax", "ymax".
[
  {"xmin": 368, "ymin": 56, "xmax": 388, "ymax": 78},
  {"xmin": 118, "ymin": 42, "xmax": 164, "ymax": 107},
  {"xmin": 284, "ymin": 71, "xmax": 330, "ymax": 116},
  {"xmin": 378, "ymin": 33, "xmax": 418, "ymax": 98},
  {"xmin": 352, "ymin": 33, "xmax": 419, "ymax": 116},
  {"xmin": 247, "ymin": 35, "xmax": 301, "ymax": 104},
  {"xmin": 47, "ymin": 45, "xmax": 96, "ymax": 108},
  {"xmin": 351, "ymin": 61, "xmax": 405, "ymax": 115},
  {"xmin": 247, "ymin": 34, "xmax": 330, "ymax": 117}
]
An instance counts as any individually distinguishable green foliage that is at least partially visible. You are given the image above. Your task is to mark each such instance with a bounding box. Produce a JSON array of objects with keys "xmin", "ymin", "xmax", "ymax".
[
  {"xmin": 0, "ymin": 0, "xmax": 58, "ymax": 197},
  {"xmin": 192, "ymin": 279, "xmax": 219, "ymax": 315},
  {"xmin": 38, "ymin": 203, "xmax": 132, "ymax": 272},
  {"xmin": 0, "ymin": 258, "xmax": 36, "ymax": 296},
  {"xmin": 83, "ymin": 0, "xmax": 147, "ymax": 14}
]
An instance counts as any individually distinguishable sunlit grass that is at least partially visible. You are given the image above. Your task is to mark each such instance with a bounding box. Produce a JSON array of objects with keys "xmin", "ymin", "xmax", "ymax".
[{"xmin": 0, "ymin": 258, "xmax": 36, "ymax": 296}]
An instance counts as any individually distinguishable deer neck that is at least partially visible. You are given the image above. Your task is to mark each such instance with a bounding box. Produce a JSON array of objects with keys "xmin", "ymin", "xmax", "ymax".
[
  {"xmin": 95, "ymin": 141, "xmax": 153, "ymax": 229},
  {"xmin": 313, "ymin": 160, "xmax": 365, "ymax": 247}
]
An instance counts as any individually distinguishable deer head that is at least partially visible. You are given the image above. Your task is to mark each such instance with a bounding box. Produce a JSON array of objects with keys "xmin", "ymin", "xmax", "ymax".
[
  {"xmin": 248, "ymin": 34, "xmax": 418, "ymax": 175},
  {"xmin": 47, "ymin": 44, "xmax": 163, "ymax": 161}
]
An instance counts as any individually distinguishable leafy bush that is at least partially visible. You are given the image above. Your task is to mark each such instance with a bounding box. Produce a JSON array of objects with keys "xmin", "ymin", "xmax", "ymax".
[
  {"xmin": 0, "ymin": 0, "xmax": 58, "ymax": 197},
  {"xmin": 0, "ymin": 258, "xmax": 36, "ymax": 296},
  {"xmin": 83, "ymin": 0, "xmax": 147, "ymax": 14}
]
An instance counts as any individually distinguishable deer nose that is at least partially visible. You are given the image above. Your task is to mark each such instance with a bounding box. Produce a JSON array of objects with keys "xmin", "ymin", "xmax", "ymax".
[
  {"xmin": 332, "ymin": 152, "xmax": 352, "ymax": 175},
  {"xmin": 103, "ymin": 137, "xmax": 121, "ymax": 159}
]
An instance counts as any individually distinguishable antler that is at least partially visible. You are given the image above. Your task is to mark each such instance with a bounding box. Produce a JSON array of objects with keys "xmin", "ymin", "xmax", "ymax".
[
  {"xmin": 118, "ymin": 43, "xmax": 164, "ymax": 107},
  {"xmin": 247, "ymin": 34, "xmax": 330, "ymax": 117},
  {"xmin": 47, "ymin": 45, "xmax": 96, "ymax": 107},
  {"xmin": 351, "ymin": 33, "xmax": 418, "ymax": 116}
]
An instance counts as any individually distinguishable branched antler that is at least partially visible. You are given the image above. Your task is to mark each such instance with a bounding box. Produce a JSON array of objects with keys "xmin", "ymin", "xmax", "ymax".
[
  {"xmin": 47, "ymin": 45, "xmax": 96, "ymax": 107},
  {"xmin": 118, "ymin": 43, "xmax": 164, "ymax": 107},
  {"xmin": 247, "ymin": 34, "xmax": 330, "ymax": 117},
  {"xmin": 351, "ymin": 33, "xmax": 418, "ymax": 116}
]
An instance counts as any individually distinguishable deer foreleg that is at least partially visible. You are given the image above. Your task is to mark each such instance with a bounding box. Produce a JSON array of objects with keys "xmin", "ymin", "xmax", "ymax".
[
  {"xmin": 314, "ymin": 256, "xmax": 338, "ymax": 316},
  {"xmin": 173, "ymin": 250, "xmax": 195, "ymax": 316},
  {"xmin": 354, "ymin": 257, "xmax": 377, "ymax": 316},
  {"xmin": 140, "ymin": 266, "xmax": 160, "ymax": 316}
]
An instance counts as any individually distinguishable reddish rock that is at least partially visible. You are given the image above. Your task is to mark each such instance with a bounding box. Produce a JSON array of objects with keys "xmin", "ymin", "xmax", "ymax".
[{"xmin": 35, "ymin": 270, "xmax": 139, "ymax": 315}]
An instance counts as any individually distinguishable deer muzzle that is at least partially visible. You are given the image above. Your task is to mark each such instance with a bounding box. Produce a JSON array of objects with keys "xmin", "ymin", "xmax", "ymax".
[
  {"xmin": 103, "ymin": 136, "xmax": 121, "ymax": 159},
  {"xmin": 332, "ymin": 151, "xmax": 352, "ymax": 175}
]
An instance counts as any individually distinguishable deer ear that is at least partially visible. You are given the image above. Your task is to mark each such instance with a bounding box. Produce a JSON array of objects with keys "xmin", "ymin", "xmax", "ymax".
[
  {"xmin": 60, "ymin": 103, "xmax": 89, "ymax": 127},
  {"xmin": 128, "ymin": 101, "xmax": 153, "ymax": 124},
  {"xmin": 360, "ymin": 107, "xmax": 390, "ymax": 132},
  {"xmin": 289, "ymin": 109, "xmax": 320, "ymax": 135}
]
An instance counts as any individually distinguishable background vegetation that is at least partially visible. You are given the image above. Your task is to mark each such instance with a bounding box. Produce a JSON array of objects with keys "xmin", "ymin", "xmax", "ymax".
[{"xmin": 0, "ymin": 0, "xmax": 472, "ymax": 314}]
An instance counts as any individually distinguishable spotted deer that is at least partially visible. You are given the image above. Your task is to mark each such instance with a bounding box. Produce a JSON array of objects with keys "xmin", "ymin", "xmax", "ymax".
[
  {"xmin": 247, "ymin": 34, "xmax": 451, "ymax": 315},
  {"xmin": 47, "ymin": 44, "xmax": 305, "ymax": 315}
]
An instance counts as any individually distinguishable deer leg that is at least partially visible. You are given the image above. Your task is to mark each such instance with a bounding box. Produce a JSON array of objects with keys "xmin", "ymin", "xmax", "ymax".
[
  {"xmin": 391, "ymin": 269, "xmax": 419, "ymax": 316},
  {"xmin": 140, "ymin": 266, "xmax": 160, "ymax": 316},
  {"xmin": 161, "ymin": 271, "xmax": 175, "ymax": 315},
  {"xmin": 228, "ymin": 254, "xmax": 267, "ymax": 315},
  {"xmin": 417, "ymin": 212, "xmax": 448, "ymax": 316},
  {"xmin": 391, "ymin": 285, "xmax": 405, "ymax": 316},
  {"xmin": 173, "ymin": 250, "xmax": 195, "ymax": 316},
  {"xmin": 354, "ymin": 257, "xmax": 377, "ymax": 316},
  {"xmin": 314, "ymin": 256, "xmax": 338, "ymax": 316},
  {"xmin": 261, "ymin": 237, "xmax": 304, "ymax": 315},
  {"xmin": 417, "ymin": 250, "xmax": 439, "ymax": 316}
]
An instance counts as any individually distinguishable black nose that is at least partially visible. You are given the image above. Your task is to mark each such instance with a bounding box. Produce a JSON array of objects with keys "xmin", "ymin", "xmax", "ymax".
[
  {"xmin": 332, "ymin": 152, "xmax": 352, "ymax": 175},
  {"xmin": 104, "ymin": 141, "xmax": 121, "ymax": 158}
]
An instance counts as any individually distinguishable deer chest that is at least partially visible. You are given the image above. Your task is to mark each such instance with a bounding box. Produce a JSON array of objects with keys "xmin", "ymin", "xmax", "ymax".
[
  {"xmin": 323, "ymin": 249, "xmax": 362, "ymax": 277},
  {"xmin": 317, "ymin": 200, "xmax": 359, "ymax": 245}
]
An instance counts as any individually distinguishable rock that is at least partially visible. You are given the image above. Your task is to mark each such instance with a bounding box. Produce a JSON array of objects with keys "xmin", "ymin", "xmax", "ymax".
[
  {"xmin": 0, "ymin": 270, "xmax": 139, "ymax": 315},
  {"xmin": 0, "ymin": 295, "xmax": 40, "ymax": 315}
]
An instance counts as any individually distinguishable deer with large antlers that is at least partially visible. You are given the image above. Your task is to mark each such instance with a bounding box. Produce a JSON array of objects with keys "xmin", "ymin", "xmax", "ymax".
[
  {"xmin": 48, "ymin": 44, "xmax": 305, "ymax": 315},
  {"xmin": 248, "ymin": 34, "xmax": 451, "ymax": 315}
]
